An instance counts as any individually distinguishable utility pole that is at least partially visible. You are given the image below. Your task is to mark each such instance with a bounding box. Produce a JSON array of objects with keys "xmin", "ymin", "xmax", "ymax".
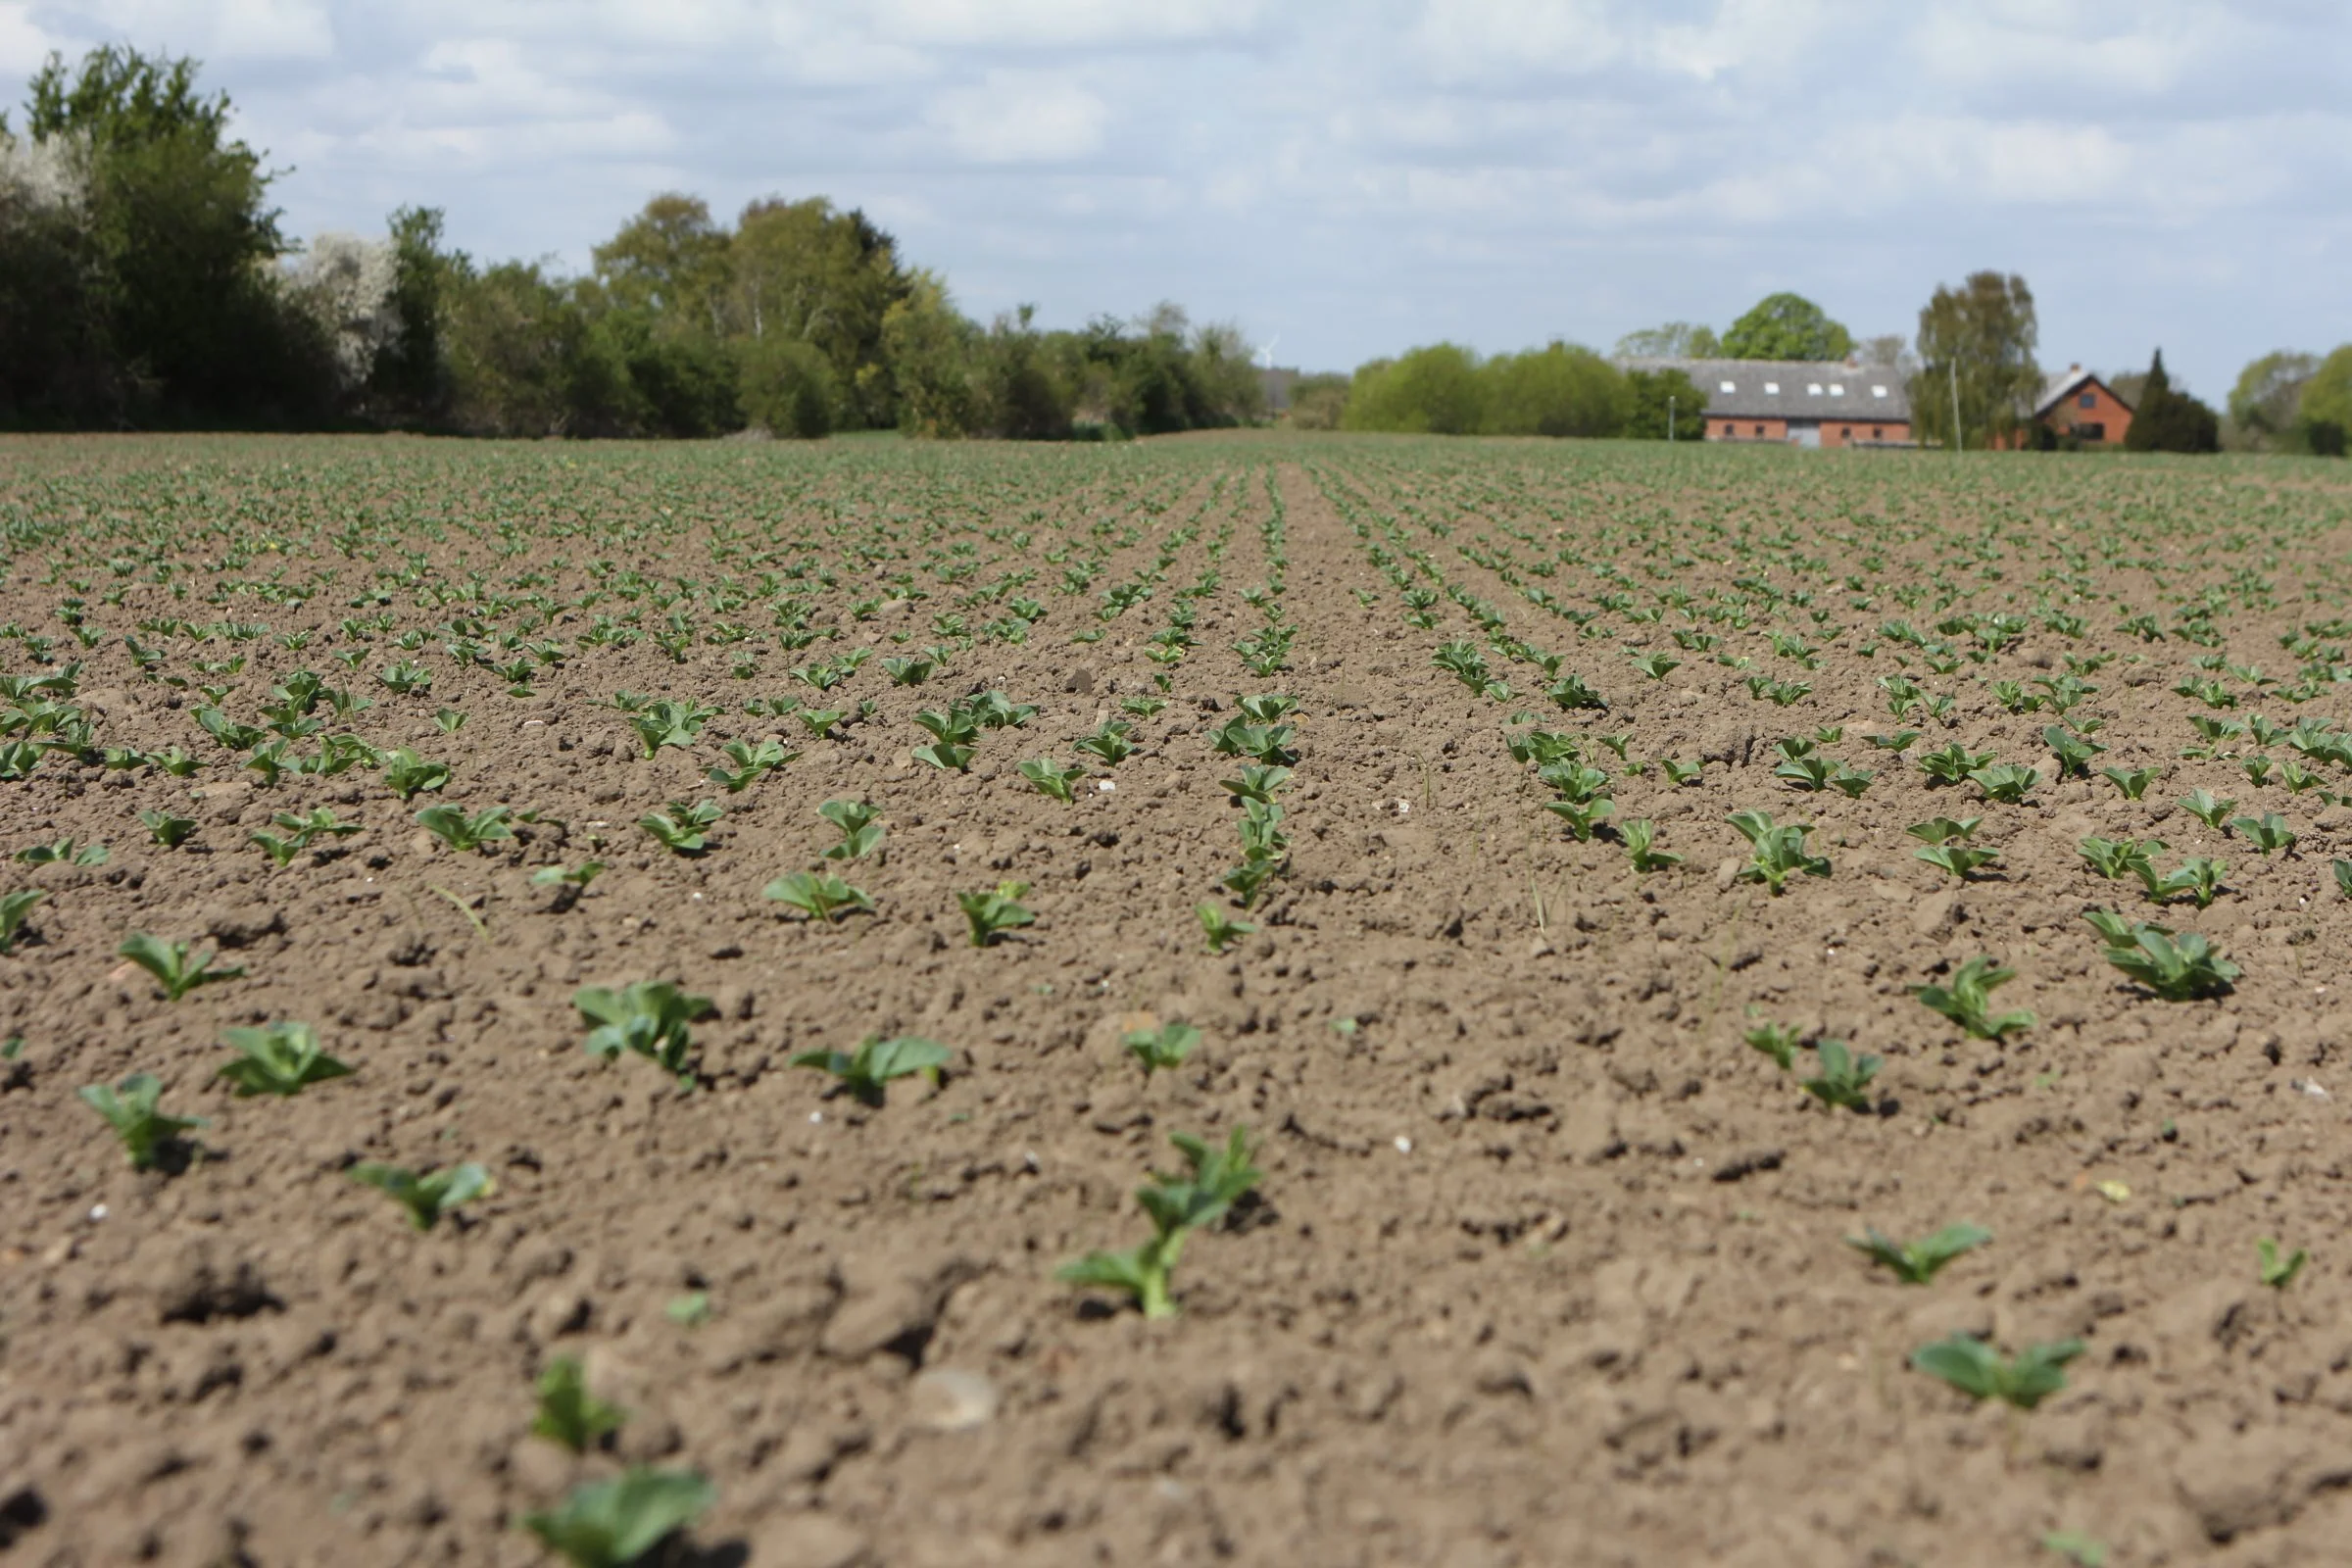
[
  {"xmin": 1949, "ymin": 359, "xmax": 1963, "ymax": 453},
  {"xmin": 1668, "ymin": 395, "xmax": 1676, "ymax": 444}
]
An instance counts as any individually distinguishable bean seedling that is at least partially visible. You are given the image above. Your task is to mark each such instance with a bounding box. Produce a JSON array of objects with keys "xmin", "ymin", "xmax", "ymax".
[
  {"xmin": 2079, "ymin": 836, "xmax": 2156, "ymax": 882},
  {"xmin": 0, "ymin": 889, "xmax": 43, "ymax": 953},
  {"xmin": 1968, "ymin": 762, "xmax": 2040, "ymax": 804},
  {"xmin": 119, "ymin": 931, "xmax": 245, "ymax": 1001},
  {"xmin": 575, "ymin": 982, "xmax": 714, "ymax": 1082},
  {"xmin": 2229, "ymin": 812, "xmax": 2296, "ymax": 857},
  {"xmin": 1198, "ymin": 902, "xmax": 1255, "ymax": 954},
  {"xmin": 217, "ymin": 1021, "xmax": 352, "ymax": 1097},
  {"xmin": 416, "ymin": 804, "xmax": 514, "ymax": 853},
  {"xmin": 1059, "ymin": 1126, "xmax": 1262, "ymax": 1319},
  {"xmin": 350, "ymin": 1160, "xmax": 489, "ymax": 1230},
  {"xmin": 1799, "ymin": 1039, "xmax": 1881, "ymax": 1112},
  {"xmin": 1621, "ymin": 819, "xmax": 1680, "ymax": 871},
  {"xmin": 80, "ymin": 1073, "xmax": 205, "ymax": 1170},
  {"xmin": 140, "ymin": 810, "xmax": 198, "ymax": 847},
  {"xmin": 790, "ymin": 1035, "xmax": 951, "ymax": 1105},
  {"xmin": 2257, "ymin": 1238, "xmax": 2308, "ymax": 1290},
  {"xmin": 1910, "ymin": 1335, "xmax": 2082, "ymax": 1409},
  {"xmin": 1744, "ymin": 1020, "xmax": 1801, "ymax": 1071},
  {"xmin": 1912, "ymin": 957, "xmax": 2034, "ymax": 1041},
  {"xmin": 2101, "ymin": 764, "xmax": 2158, "ymax": 800},
  {"xmin": 16, "ymin": 837, "xmax": 106, "ymax": 866},
  {"xmin": 380, "ymin": 748, "xmax": 452, "ymax": 801},
  {"xmin": 1018, "ymin": 758, "xmax": 1086, "ymax": 801},
  {"xmin": 2179, "ymin": 788, "xmax": 2234, "ymax": 829},
  {"xmin": 629, "ymin": 698, "xmax": 718, "ymax": 758},
  {"xmin": 1728, "ymin": 810, "xmax": 1831, "ymax": 894},
  {"xmin": 2087, "ymin": 915, "xmax": 2239, "ymax": 1000},
  {"xmin": 1846, "ymin": 1222, "xmax": 1992, "ymax": 1284},
  {"xmin": 763, "ymin": 870, "xmax": 873, "ymax": 922},
  {"xmin": 958, "ymin": 881, "xmax": 1036, "ymax": 946},
  {"xmin": 531, "ymin": 1356, "xmax": 624, "ymax": 1453},
  {"xmin": 708, "ymin": 737, "xmax": 795, "ymax": 792},
  {"xmin": 639, "ymin": 799, "xmax": 721, "ymax": 856},
  {"xmin": 521, "ymin": 1468, "xmax": 713, "ymax": 1568},
  {"xmin": 817, "ymin": 799, "xmax": 885, "ymax": 858},
  {"xmin": 1124, "ymin": 1020, "xmax": 1200, "ymax": 1078}
]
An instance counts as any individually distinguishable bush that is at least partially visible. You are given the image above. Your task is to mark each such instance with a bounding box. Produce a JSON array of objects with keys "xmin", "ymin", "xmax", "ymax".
[
  {"xmin": 736, "ymin": 334, "xmax": 831, "ymax": 439},
  {"xmin": 1479, "ymin": 343, "xmax": 1629, "ymax": 438},
  {"xmin": 1344, "ymin": 344, "xmax": 1484, "ymax": 434}
]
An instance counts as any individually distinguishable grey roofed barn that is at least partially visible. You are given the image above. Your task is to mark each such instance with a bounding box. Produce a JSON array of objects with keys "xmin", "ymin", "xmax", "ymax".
[{"xmin": 1619, "ymin": 358, "xmax": 1912, "ymax": 422}]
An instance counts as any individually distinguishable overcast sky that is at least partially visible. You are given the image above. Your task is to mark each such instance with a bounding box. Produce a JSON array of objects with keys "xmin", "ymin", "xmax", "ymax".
[{"xmin": 7, "ymin": 0, "xmax": 2347, "ymax": 398}]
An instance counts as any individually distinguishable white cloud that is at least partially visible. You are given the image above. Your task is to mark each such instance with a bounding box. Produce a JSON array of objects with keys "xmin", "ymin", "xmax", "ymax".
[{"xmin": 925, "ymin": 69, "xmax": 1107, "ymax": 163}]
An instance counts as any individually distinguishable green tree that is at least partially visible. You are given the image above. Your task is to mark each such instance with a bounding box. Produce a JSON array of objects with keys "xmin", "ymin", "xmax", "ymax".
[
  {"xmin": 724, "ymin": 197, "xmax": 911, "ymax": 429},
  {"xmin": 1623, "ymin": 367, "xmax": 1706, "ymax": 440},
  {"xmin": 1285, "ymin": 372, "xmax": 1348, "ymax": 430},
  {"xmin": 1613, "ymin": 321, "xmax": 1719, "ymax": 359},
  {"xmin": 881, "ymin": 269, "xmax": 979, "ymax": 437},
  {"xmin": 593, "ymin": 193, "xmax": 729, "ymax": 326},
  {"xmin": 23, "ymin": 45, "xmax": 322, "ymax": 422},
  {"xmin": 0, "ymin": 127, "xmax": 114, "ymax": 422},
  {"xmin": 2227, "ymin": 350, "xmax": 2317, "ymax": 449},
  {"xmin": 2297, "ymin": 345, "xmax": 2352, "ymax": 456},
  {"xmin": 2125, "ymin": 349, "xmax": 2220, "ymax": 454},
  {"xmin": 1910, "ymin": 271, "xmax": 2039, "ymax": 450},
  {"xmin": 1479, "ymin": 342, "xmax": 1629, "ymax": 437},
  {"xmin": 369, "ymin": 205, "xmax": 460, "ymax": 422},
  {"xmin": 1720, "ymin": 293, "xmax": 1851, "ymax": 362},
  {"xmin": 1343, "ymin": 344, "xmax": 1484, "ymax": 433},
  {"xmin": 736, "ymin": 333, "xmax": 832, "ymax": 438}
]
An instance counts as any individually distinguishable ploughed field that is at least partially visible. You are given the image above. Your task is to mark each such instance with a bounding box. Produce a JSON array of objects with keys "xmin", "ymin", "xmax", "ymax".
[{"xmin": 4, "ymin": 432, "xmax": 2352, "ymax": 1567}]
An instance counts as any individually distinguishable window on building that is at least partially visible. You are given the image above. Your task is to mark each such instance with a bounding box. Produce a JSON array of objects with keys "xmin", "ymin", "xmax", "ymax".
[
  {"xmin": 1806, "ymin": 383, "xmax": 1822, "ymax": 395},
  {"xmin": 1872, "ymin": 385, "xmax": 1887, "ymax": 397},
  {"xmin": 1829, "ymin": 383, "xmax": 1844, "ymax": 396},
  {"xmin": 2079, "ymin": 392, "xmax": 2096, "ymax": 410},
  {"xmin": 1841, "ymin": 427, "xmax": 1852, "ymax": 440},
  {"xmin": 1753, "ymin": 423, "xmax": 1765, "ymax": 436},
  {"xmin": 1764, "ymin": 381, "xmax": 1780, "ymax": 393},
  {"xmin": 2078, "ymin": 422, "xmax": 2105, "ymax": 442},
  {"xmin": 1872, "ymin": 426, "xmax": 1883, "ymax": 439},
  {"xmin": 1720, "ymin": 380, "xmax": 1737, "ymax": 393}
]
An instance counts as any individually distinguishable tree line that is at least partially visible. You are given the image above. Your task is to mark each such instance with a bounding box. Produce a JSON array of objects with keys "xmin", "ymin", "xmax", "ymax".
[{"xmin": 0, "ymin": 46, "xmax": 1261, "ymax": 440}]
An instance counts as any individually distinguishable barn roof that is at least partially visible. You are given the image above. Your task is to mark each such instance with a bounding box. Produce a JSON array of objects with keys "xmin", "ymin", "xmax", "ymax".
[
  {"xmin": 1620, "ymin": 358, "xmax": 1911, "ymax": 420},
  {"xmin": 2033, "ymin": 365, "xmax": 2132, "ymax": 418}
]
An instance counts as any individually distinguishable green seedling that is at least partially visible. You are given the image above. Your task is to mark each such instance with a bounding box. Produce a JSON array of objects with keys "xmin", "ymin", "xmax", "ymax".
[
  {"xmin": 79, "ymin": 1073, "xmax": 205, "ymax": 1170},
  {"xmin": 2091, "ymin": 917, "xmax": 2238, "ymax": 1000},
  {"xmin": 1744, "ymin": 1020, "xmax": 1801, "ymax": 1071},
  {"xmin": 0, "ymin": 889, "xmax": 43, "ymax": 953},
  {"xmin": 2042, "ymin": 1531, "xmax": 2109, "ymax": 1568},
  {"xmin": 1059, "ymin": 1127, "xmax": 1262, "ymax": 1319},
  {"xmin": 763, "ymin": 870, "xmax": 873, "ymax": 922},
  {"xmin": 790, "ymin": 1035, "xmax": 952, "ymax": 1105},
  {"xmin": 521, "ymin": 1468, "xmax": 713, "ymax": 1568},
  {"xmin": 416, "ymin": 804, "xmax": 514, "ymax": 853},
  {"xmin": 1220, "ymin": 763, "xmax": 1293, "ymax": 804},
  {"xmin": 1918, "ymin": 744, "xmax": 1993, "ymax": 785},
  {"xmin": 1545, "ymin": 671, "xmax": 1606, "ymax": 710},
  {"xmin": 380, "ymin": 748, "xmax": 452, "ymax": 801},
  {"xmin": 1630, "ymin": 651, "xmax": 1679, "ymax": 681},
  {"xmin": 2230, "ymin": 812, "xmax": 2296, "ymax": 857},
  {"xmin": 1773, "ymin": 754, "xmax": 1833, "ymax": 791},
  {"xmin": 1120, "ymin": 695, "xmax": 1169, "ymax": 718},
  {"xmin": 2179, "ymin": 788, "xmax": 2233, "ymax": 829},
  {"xmin": 1124, "ymin": 1021, "xmax": 1200, "ymax": 1078},
  {"xmin": 1729, "ymin": 810, "xmax": 1831, "ymax": 894},
  {"xmin": 2101, "ymin": 764, "xmax": 2158, "ymax": 800},
  {"xmin": 1206, "ymin": 718, "xmax": 1292, "ymax": 764},
  {"xmin": 140, "ymin": 810, "xmax": 197, "ymax": 848},
  {"xmin": 639, "ymin": 799, "xmax": 721, "ymax": 856},
  {"xmin": 1847, "ymin": 1223, "xmax": 1992, "ymax": 1284},
  {"xmin": 575, "ymin": 982, "xmax": 714, "ymax": 1081},
  {"xmin": 350, "ymin": 1160, "xmax": 490, "ymax": 1229},
  {"xmin": 17, "ymin": 837, "xmax": 107, "ymax": 866},
  {"xmin": 1865, "ymin": 730, "xmax": 1922, "ymax": 752},
  {"xmin": 958, "ymin": 881, "xmax": 1035, "ymax": 946},
  {"xmin": 664, "ymin": 1292, "xmax": 710, "ymax": 1327},
  {"xmin": 970, "ymin": 690, "xmax": 1040, "ymax": 729},
  {"xmin": 1914, "ymin": 842, "xmax": 2000, "ymax": 882},
  {"xmin": 883, "ymin": 655, "xmax": 935, "ymax": 686},
  {"xmin": 1222, "ymin": 856, "xmax": 1282, "ymax": 908},
  {"xmin": 532, "ymin": 861, "xmax": 607, "ymax": 892},
  {"xmin": 2044, "ymin": 725, "xmax": 2106, "ymax": 777},
  {"xmin": 913, "ymin": 707, "xmax": 980, "ymax": 748},
  {"xmin": 2336, "ymin": 859, "xmax": 2352, "ymax": 901},
  {"xmin": 1544, "ymin": 795, "xmax": 1614, "ymax": 842},
  {"xmin": 1018, "ymin": 758, "xmax": 1086, "ymax": 802},
  {"xmin": 1800, "ymin": 1039, "xmax": 1881, "ymax": 1112},
  {"xmin": 1827, "ymin": 764, "xmax": 1874, "ymax": 798},
  {"xmin": 818, "ymin": 799, "xmax": 885, "ymax": 858},
  {"xmin": 195, "ymin": 707, "xmax": 266, "ymax": 752},
  {"xmin": 217, "ymin": 1021, "xmax": 352, "ymax": 1097},
  {"xmin": 1594, "ymin": 733, "xmax": 1634, "ymax": 760},
  {"xmin": 1913, "ymin": 957, "xmax": 2034, "ymax": 1041},
  {"xmin": 2138, "ymin": 856, "xmax": 2227, "ymax": 909},
  {"xmin": 531, "ymin": 1356, "xmax": 624, "ymax": 1454},
  {"xmin": 119, "ymin": 931, "xmax": 244, "ymax": 1001},
  {"xmin": 2240, "ymin": 755, "xmax": 2275, "ymax": 788},
  {"xmin": 794, "ymin": 707, "xmax": 847, "ymax": 739},
  {"xmin": 377, "ymin": 661, "xmax": 432, "ymax": 696},
  {"xmin": 2257, "ymin": 1238, "xmax": 2308, "ymax": 1290},
  {"xmin": 911, "ymin": 739, "xmax": 976, "ymax": 771},
  {"xmin": 147, "ymin": 746, "xmax": 199, "ymax": 777},
  {"xmin": 1907, "ymin": 816, "xmax": 1981, "ymax": 845},
  {"xmin": 1661, "ymin": 758, "xmax": 1703, "ymax": 785},
  {"xmin": 1910, "ymin": 1335, "xmax": 2082, "ymax": 1410},
  {"xmin": 1198, "ymin": 902, "xmax": 1255, "ymax": 954},
  {"xmin": 1968, "ymin": 762, "xmax": 2041, "ymax": 804},
  {"xmin": 2079, "ymin": 837, "xmax": 2156, "ymax": 882},
  {"xmin": 708, "ymin": 737, "xmax": 795, "ymax": 792},
  {"xmin": 434, "ymin": 707, "xmax": 466, "ymax": 733},
  {"xmin": 1622, "ymin": 819, "xmax": 1680, "ymax": 871},
  {"xmin": 629, "ymin": 698, "xmax": 718, "ymax": 758}
]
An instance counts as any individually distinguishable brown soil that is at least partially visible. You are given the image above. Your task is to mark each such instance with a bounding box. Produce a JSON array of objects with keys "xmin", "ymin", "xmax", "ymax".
[{"xmin": 4, "ymin": 434, "xmax": 2352, "ymax": 1567}]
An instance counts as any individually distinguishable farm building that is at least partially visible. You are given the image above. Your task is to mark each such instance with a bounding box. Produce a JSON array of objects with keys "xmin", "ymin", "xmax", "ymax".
[
  {"xmin": 1622, "ymin": 358, "xmax": 1914, "ymax": 447},
  {"xmin": 2028, "ymin": 364, "xmax": 2134, "ymax": 447}
]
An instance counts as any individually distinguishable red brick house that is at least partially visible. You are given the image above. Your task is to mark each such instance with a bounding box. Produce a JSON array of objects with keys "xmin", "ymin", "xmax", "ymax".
[
  {"xmin": 2030, "ymin": 365, "xmax": 2134, "ymax": 447},
  {"xmin": 1621, "ymin": 357, "xmax": 1914, "ymax": 447}
]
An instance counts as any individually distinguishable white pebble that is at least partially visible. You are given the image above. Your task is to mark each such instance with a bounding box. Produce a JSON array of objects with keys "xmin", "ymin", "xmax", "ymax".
[
  {"xmin": 1394, "ymin": 1136, "xmax": 1412, "ymax": 1153},
  {"xmin": 808, "ymin": 1111, "xmax": 823, "ymax": 1123},
  {"xmin": 1097, "ymin": 779, "xmax": 1116, "ymax": 793},
  {"xmin": 88, "ymin": 1203, "xmax": 108, "ymax": 1221}
]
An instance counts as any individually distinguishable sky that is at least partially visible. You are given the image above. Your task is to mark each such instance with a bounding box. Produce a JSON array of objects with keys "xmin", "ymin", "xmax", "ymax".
[{"xmin": 6, "ymin": 0, "xmax": 2348, "ymax": 400}]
